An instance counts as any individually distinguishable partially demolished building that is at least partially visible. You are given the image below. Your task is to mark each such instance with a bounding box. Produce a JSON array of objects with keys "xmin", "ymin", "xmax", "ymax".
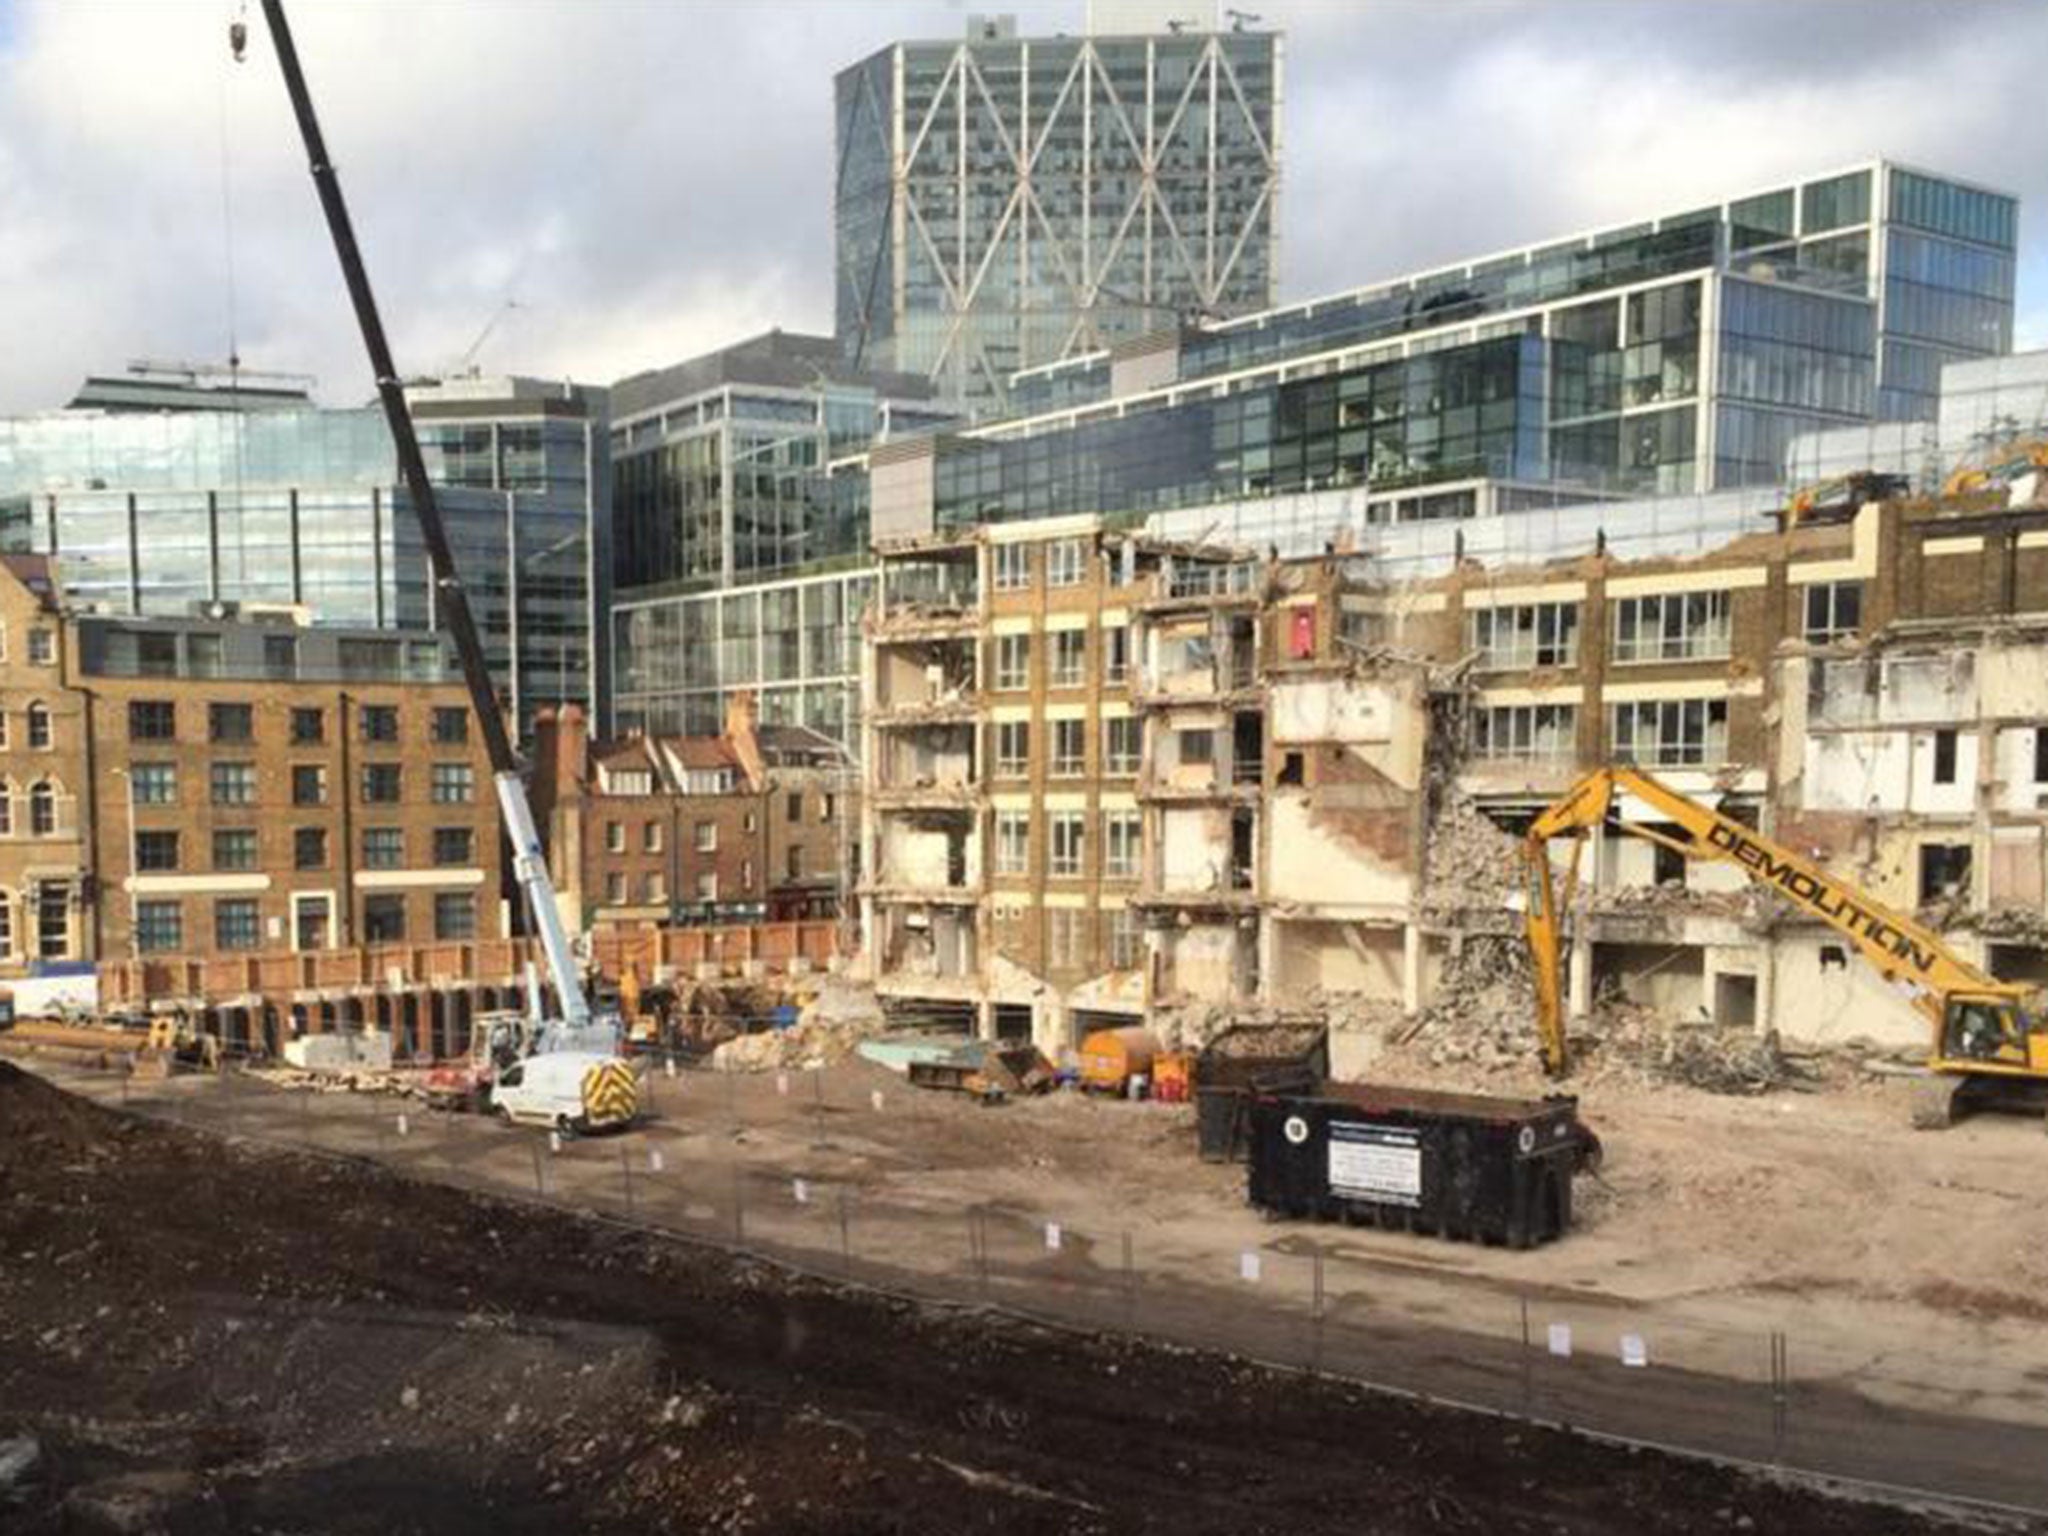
[{"xmin": 858, "ymin": 484, "xmax": 2048, "ymax": 1067}]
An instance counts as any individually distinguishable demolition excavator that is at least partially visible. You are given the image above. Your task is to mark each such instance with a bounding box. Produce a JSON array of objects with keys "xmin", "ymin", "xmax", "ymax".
[
  {"xmin": 1523, "ymin": 767, "xmax": 2048, "ymax": 1128},
  {"xmin": 246, "ymin": 3, "xmax": 636, "ymax": 1131}
]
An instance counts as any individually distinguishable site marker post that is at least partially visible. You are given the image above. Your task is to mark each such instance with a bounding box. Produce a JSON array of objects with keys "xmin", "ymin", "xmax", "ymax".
[
  {"xmin": 530, "ymin": 1141, "xmax": 547, "ymax": 1199},
  {"xmin": 838, "ymin": 1188, "xmax": 852, "ymax": 1279},
  {"xmin": 1311, "ymin": 1247, "xmax": 1326, "ymax": 1376}
]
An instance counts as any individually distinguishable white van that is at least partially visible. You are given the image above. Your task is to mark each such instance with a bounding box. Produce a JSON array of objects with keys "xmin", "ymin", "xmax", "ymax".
[{"xmin": 490, "ymin": 1051, "xmax": 639, "ymax": 1135}]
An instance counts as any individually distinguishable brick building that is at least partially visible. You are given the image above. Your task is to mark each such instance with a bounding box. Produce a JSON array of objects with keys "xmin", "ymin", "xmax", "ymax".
[
  {"xmin": 858, "ymin": 485, "xmax": 2048, "ymax": 1063},
  {"xmin": 532, "ymin": 696, "xmax": 846, "ymax": 933},
  {"xmin": 0, "ymin": 556, "xmax": 89, "ymax": 970},
  {"xmin": 71, "ymin": 616, "xmax": 504, "ymax": 962}
]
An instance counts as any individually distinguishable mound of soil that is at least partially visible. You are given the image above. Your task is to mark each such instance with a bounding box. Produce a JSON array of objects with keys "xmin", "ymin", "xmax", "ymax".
[{"xmin": 0, "ymin": 1060, "xmax": 1991, "ymax": 1534}]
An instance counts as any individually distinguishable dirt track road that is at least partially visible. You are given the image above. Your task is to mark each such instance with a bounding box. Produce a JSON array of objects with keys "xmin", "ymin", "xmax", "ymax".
[
  {"xmin": 10, "ymin": 1047, "xmax": 2048, "ymax": 1524},
  {"xmin": 4, "ymin": 1056, "xmax": 2039, "ymax": 1535}
]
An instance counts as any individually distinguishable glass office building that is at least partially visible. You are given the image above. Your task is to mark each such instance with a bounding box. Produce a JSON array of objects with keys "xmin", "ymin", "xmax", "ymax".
[
  {"xmin": 999, "ymin": 160, "xmax": 2015, "ymax": 490},
  {"xmin": 0, "ymin": 375, "xmax": 609, "ymax": 738},
  {"xmin": 620, "ymin": 158, "xmax": 2017, "ymax": 745},
  {"xmin": 834, "ymin": 10, "xmax": 1281, "ymax": 410},
  {"xmin": 607, "ymin": 332, "xmax": 948, "ymax": 737}
]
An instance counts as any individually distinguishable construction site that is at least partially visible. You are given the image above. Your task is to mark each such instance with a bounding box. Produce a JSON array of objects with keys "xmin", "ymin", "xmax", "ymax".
[{"xmin": 6, "ymin": 1, "xmax": 2048, "ymax": 1531}]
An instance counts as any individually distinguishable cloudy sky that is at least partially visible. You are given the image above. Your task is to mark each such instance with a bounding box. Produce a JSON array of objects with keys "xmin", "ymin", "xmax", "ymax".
[{"xmin": 0, "ymin": 0, "xmax": 2041, "ymax": 413}]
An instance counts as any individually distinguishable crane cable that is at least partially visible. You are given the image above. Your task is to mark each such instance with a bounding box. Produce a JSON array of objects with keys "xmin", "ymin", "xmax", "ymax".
[{"xmin": 222, "ymin": 2, "xmax": 249, "ymax": 535}]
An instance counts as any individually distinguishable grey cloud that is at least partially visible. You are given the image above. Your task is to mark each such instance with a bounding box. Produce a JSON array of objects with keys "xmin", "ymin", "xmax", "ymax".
[{"xmin": 0, "ymin": 0, "xmax": 2041, "ymax": 416}]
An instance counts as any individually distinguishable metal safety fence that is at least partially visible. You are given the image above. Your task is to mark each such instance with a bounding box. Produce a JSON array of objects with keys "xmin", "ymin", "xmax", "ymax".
[{"xmin": 29, "ymin": 1048, "xmax": 2048, "ymax": 1519}]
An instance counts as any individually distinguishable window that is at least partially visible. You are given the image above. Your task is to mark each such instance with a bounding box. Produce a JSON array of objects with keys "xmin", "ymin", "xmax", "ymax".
[
  {"xmin": 289, "ymin": 708, "xmax": 324, "ymax": 744},
  {"xmin": 2035, "ymin": 727, "xmax": 2048, "ymax": 784},
  {"xmin": 430, "ymin": 763, "xmax": 474, "ymax": 803},
  {"xmin": 1472, "ymin": 705, "xmax": 1578, "ymax": 762},
  {"xmin": 293, "ymin": 827, "xmax": 327, "ymax": 870},
  {"xmin": 1932, "ymin": 728, "xmax": 1958, "ymax": 786},
  {"xmin": 128, "ymin": 701, "xmax": 175, "ymax": 741},
  {"xmin": 128, "ymin": 763, "xmax": 174, "ymax": 806},
  {"xmin": 264, "ymin": 634, "xmax": 298, "ymax": 680},
  {"xmin": 433, "ymin": 893, "xmax": 476, "ymax": 941},
  {"xmin": 1048, "ymin": 908, "xmax": 1083, "ymax": 968},
  {"xmin": 0, "ymin": 893, "xmax": 11, "ymax": 958},
  {"xmin": 994, "ymin": 634, "xmax": 1030, "ymax": 690},
  {"xmin": 362, "ymin": 828, "xmax": 404, "ymax": 869},
  {"xmin": 643, "ymin": 821, "xmax": 663, "ymax": 853},
  {"xmin": 28, "ymin": 781, "xmax": 55, "ymax": 836},
  {"xmin": 1108, "ymin": 908, "xmax": 1144, "ymax": 971},
  {"xmin": 433, "ymin": 827, "xmax": 475, "ymax": 866},
  {"xmin": 605, "ymin": 820, "xmax": 626, "ymax": 853},
  {"xmin": 187, "ymin": 633, "xmax": 224, "ymax": 678},
  {"xmin": 1051, "ymin": 719, "xmax": 1085, "ymax": 777},
  {"xmin": 25, "ymin": 703, "xmax": 50, "ymax": 750},
  {"xmin": 0, "ymin": 712, "xmax": 9, "ymax": 749},
  {"xmin": 785, "ymin": 845, "xmax": 803, "ymax": 881},
  {"xmin": 995, "ymin": 812, "xmax": 1030, "ymax": 875},
  {"xmin": 134, "ymin": 830, "xmax": 180, "ymax": 872},
  {"xmin": 135, "ymin": 900, "xmax": 181, "ymax": 953},
  {"xmin": 995, "ymin": 720, "xmax": 1030, "ymax": 776},
  {"xmin": 1611, "ymin": 592, "xmax": 1730, "ymax": 663},
  {"xmin": 1104, "ymin": 625, "xmax": 1130, "ymax": 685},
  {"xmin": 362, "ymin": 894, "xmax": 405, "ymax": 944},
  {"xmin": 359, "ymin": 705, "xmax": 399, "ymax": 743},
  {"xmin": 209, "ymin": 703, "xmax": 254, "ymax": 743},
  {"xmin": 214, "ymin": 899, "xmax": 260, "ymax": 951},
  {"xmin": 210, "ymin": 763, "xmax": 256, "ymax": 806},
  {"xmin": 1103, "ymin": 716, "xmax": 1141, "ymax": 775},
  {"xmin": 1051, "ymin": 629, "xmax": 1086, "ymax": 687},
  {"xmin": 604, "ymin": 872, "xmax": 627, "ymax": 904},
  {"xmin": 642, "ymin": 872, "xmax": 666, "ymax": 904},
  {"xmin": 1611, "ymin": 699, "xmax": 1728, "ymax": 766},
  {"xmin": 26, "ymin": 628, "xmax": 52, "ymax": 666},
  {"xmin": 35, "ymin": 882, "xmax": 68, "ymax": 959},
  {"xmin": 360, "ymin": 764, "xmax": 401, "ymax": 804},
  {"xmin": 822, "ymin": 794, "xmax": 836, "ymax": 824},
  {"xmin": 1919, "ymin": 843, "xmax": 1972, "ymax": 904},
  {"xmin": 0, "ymin": 788, "xmax": 15, "ymax": 836},
  {"xmin": 212, "ymin": 828, "xmax": 257, "ymax": 871},
  {"xmin": 291, "ymin": 765, "xmax": 327, "ymax": 806},
  {"xmin": 1803, "ymin": 581, "xmax": 1862, "ymax": 644},
  {"xmin": 993, "ymin": 543, "xmax": 1031, "ymax": 591},
  {"xmin": 694, "ymin": 871, "xmax": 717, "ymax": 902},
  {"xmin": 431, "ymin": 707, "xmax": 469, "ymax": 745},
  {"xmin": 1050, "ymin": 812, "xmax": 1085, "ymax": 877},
  {"xmin": 1177, "ymin": 728, "xmax": 1215, "ymax": 765},
  {"xmin": 1104, "ymin": 811, "xmax": 1142, "ymax": 878},
  {"xmin": 1046, "ymin": 539, "xmax": 1086, "ymax": 587},
  {"xmin": 786, "ymin": 792, "xmax": 803, "ymax": 822},
  {"xmin": 694, "ymin": 820, "xmax": 716, "ymax": 852},
  {"xmin": 1466, "ymin": 603, "xmax": 1580, "ymax": 669}
]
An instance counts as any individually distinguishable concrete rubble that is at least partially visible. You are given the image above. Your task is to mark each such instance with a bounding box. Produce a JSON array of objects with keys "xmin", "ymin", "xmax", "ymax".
[{"xmin": 708, "ymin": 977, "xmax": 886, "ymax": 1072}]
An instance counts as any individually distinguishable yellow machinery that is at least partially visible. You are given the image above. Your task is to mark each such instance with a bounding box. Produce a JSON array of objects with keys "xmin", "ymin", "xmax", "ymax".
[
  {"xmin": 1781, "ymin": 469, "xmax": 1908, "ymax": 529},
  {"xmin": 1941, "ymin": 436, "xmax": 2048, "ymax": 500},
  {"xmin": 1522, "ymin": 767, "xmax": 2048, "ymax": 1127}
]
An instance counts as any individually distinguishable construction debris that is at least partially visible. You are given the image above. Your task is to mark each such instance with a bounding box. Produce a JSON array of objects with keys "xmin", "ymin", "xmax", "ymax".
[{"xmin": 708, "ymin": 978, "xmax": 885, "ymax": 1072}]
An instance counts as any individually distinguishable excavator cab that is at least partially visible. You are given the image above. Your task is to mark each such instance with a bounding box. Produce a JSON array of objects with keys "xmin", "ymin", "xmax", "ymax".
[{"xmin": 1938, "ymin": 994, "xmax": 2048, "ymax": 1073}]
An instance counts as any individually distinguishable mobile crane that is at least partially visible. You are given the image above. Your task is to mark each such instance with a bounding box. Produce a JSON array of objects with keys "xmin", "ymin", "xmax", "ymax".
[
  {"xmin": 252, "ymin": 3, "xmax": 635, "ymax": 1130},
  {"xmin": 1523, "ymin": 767, "xmax": 2048, "ymax": 1128}
]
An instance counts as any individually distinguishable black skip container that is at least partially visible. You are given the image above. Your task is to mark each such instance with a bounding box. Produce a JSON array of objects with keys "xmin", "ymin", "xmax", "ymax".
[{"xmin": 1247, "ymin": 1083, "xmax": 1600, "ymax": 1249}]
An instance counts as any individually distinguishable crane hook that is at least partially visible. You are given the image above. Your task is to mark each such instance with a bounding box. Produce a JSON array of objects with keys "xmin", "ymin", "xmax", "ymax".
[{"xmin": 229, "ymin": 19, "xmax": 247, "ymax": 62}]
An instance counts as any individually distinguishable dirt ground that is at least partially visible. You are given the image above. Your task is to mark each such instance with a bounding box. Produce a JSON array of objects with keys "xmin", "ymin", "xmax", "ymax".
[{"xmin": 1, "ymin": 1058, "xmax": 2025, "ymax": 1536}]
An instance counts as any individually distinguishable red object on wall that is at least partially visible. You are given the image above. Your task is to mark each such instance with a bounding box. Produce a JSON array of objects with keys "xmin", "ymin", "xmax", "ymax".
[{"xmin": 1289, "ymin": 607, "xmax": 1316, "ymax": 659}]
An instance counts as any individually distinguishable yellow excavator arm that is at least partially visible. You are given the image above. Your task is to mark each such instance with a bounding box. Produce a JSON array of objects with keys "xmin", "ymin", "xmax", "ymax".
[{"xmin": 1521, "ymin": 767, "xmax": 2036, "ymax": 1079}]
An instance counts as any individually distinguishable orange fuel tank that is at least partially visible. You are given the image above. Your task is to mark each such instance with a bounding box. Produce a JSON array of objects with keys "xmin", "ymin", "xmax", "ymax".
[{"xmin": 1077, "ymin": 1026, "xmax": 1160, "ymax": 1093}]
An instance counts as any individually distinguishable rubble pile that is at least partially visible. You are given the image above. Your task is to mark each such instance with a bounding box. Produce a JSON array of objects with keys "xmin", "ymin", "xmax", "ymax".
[
  {"xmin": 1398, "ymin": 933, "xmax": 1543, "ymax": 1072},
  {"xmin": 708, "ymin": 978, "xmax": 885, "ymax": 1073},
  {"xmin": 1585, "ymin": 1006, "xmax": 1818, "ymax": 1096},
  {"xmin": 1419, "ymin": 789, "xmax": 1525, "ymax": 918}
]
